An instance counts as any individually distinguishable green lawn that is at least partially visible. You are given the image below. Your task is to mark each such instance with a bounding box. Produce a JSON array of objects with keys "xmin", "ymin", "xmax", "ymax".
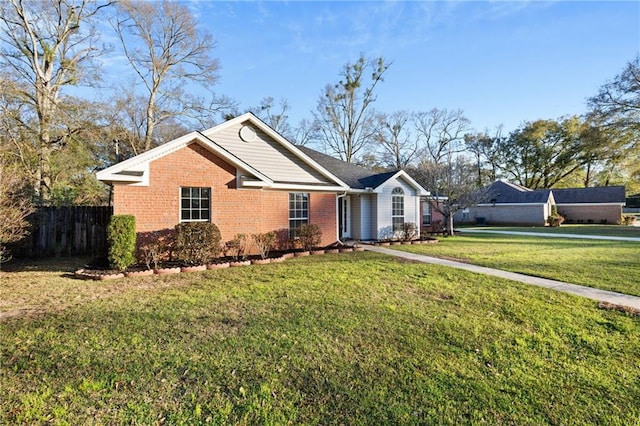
[
  {"xmin": 2, "ymin": 253, "xmax": 639, "ymax": 424},
  {"xmin": 461, "ymin": 225, "xmax": 640, "ymax": 238},
  {"xmin": 395, "ymin": 234, "xmax": 640, "ymax": 297}
]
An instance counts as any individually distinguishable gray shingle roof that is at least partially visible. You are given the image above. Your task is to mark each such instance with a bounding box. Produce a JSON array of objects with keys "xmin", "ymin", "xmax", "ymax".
[
  {"xmin": 297, "ymin": 146, "xmax": 398, "ymax": 190},
  {"xmin": 480, "ymin": 180, "xmax": 552, "ymax": 204},
  {"xmin": 552, "ymin": 186, "xmax": 626, "ymax": 204},
  {"xmin": 481, "ymin": 180, "xmax": 625, "ymax": 205}
]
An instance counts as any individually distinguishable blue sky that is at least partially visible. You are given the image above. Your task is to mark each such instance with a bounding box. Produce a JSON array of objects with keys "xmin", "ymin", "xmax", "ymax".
[{"xmin": 183, "ymin": 0, "xmax": 638, "ymax": 134}]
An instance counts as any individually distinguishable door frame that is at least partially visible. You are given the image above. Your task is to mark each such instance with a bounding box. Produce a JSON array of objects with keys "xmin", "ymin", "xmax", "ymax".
[{"xmin": 338, "ymin": 195, "xmax": 351, "ymax": 239}]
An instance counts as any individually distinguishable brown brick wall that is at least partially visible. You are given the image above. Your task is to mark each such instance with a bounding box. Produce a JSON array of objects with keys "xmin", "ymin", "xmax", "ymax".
[
  {"xmin": 558, "ymin": 205, "xmax": 622, "ymax": 224},
  {"xmin": 453, "ymin": 205, "xmax": 548, "ymax": 226},
  {"xmin": 420, "ymin": 200, "xmax": 446, "ymax": 231},
  {"xmin": 113, "ymin": 142, "xmax": 338, "ymax": 247}
]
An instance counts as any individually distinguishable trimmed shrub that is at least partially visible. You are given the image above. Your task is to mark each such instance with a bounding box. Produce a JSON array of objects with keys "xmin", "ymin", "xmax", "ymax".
[
  {"xmin": 252, "ymin": 232, "xmax": 276, "ymax": 259},
  {"xmin": 298, "ymin": 223, "xmax": 322, "ymax": 251},
  {"xmin": 547, "ymin": 205, "xmax": 565, "ymax": 227},
  {"xmin": 107, "ymin": 215, "xmax": 137, "ymax": 270},
  {"xmin": 138, "ymin": 230, "xmax": 174, "ymax": 270},
  {"xmin": 401, "ymin": 222, "xmax": 417, "ymax": 241},
  {"xmin": 225, "ymin": 233, "xmax": 250, "ymax": 260},
  {"xmin": 174, "ymin": 222, "xmax": 222, "ymax": 265},
  {"xmin": 619, "ymin": 215, "xmax": 637, "ymax": 226}
]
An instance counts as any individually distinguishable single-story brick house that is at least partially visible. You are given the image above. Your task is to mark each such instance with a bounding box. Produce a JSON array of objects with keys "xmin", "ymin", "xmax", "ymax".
[
  {"xmin": 97, "ymin": 113, "xmax": 430, "ymax": 246},
  {"xmin": 454, "ymin": 180, "xmax": 626, "ymax": 226}
]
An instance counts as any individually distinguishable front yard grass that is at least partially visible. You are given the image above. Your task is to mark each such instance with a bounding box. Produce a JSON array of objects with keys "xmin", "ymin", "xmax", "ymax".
[
  {"xmin": 2, "ymin": 253, "xmax": 640, "ymax": 424},
  {"xmin": 464, "ymin": 225, "xmax": 640, "ymax": 238},
  {"xmin": 396, "ymin": 234, "xmax": 640, "ymax": 296}
]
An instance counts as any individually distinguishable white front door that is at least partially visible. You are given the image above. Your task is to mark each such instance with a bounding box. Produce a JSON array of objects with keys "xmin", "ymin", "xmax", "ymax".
[{"xmin": 339, "ymin": 196, "xmax": 351, "ymax": 239}]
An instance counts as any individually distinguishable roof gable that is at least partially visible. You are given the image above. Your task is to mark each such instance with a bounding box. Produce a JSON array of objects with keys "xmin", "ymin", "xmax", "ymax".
[
  {"xmin": 97, "ymin": 113, "xmax": 348, "ymax": 191},
  {"xmin": 202, "ymin": 113, "xmax": 347, "ymax": 188},
  {"xmin": 481, "ymin": 180, "xmax": 552, "ymax": 204},
  {"xmin": 96, "ymin": 132, "xmax": 271, "ymax": 186}
]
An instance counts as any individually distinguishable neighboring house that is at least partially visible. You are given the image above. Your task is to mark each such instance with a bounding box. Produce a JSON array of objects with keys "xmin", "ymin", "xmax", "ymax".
[
  {"xmin": 454, "ymin": 180, "xmax": 625, "ymax": 226},
  {"xmin": 97, "ymin": 113, "xmax": 430, "ymax": 247},
  {"xmin": 625, "ymin": 193, "xmax": 640, "ymax": 209},
  {"xmin": 454, "ymin": 180, "xmax": 555, "ymax": 226},
  {"xmin": 553, "ymin": 186, "xmax": 626, "ymax": 224}
]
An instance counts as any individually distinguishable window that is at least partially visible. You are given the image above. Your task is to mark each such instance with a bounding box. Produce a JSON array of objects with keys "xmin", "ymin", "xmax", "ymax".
[
  {"xmin": 180, "ymin": 187, "xmax": 210, "ymax": 222},
  {"xmin": 289, "ymin": 192, "xmax": 309, "ymax": 237},
  {"xmin": 422, "ymin": 200, "xmax": 432, "ymax": 225},
  {"xmin": 391, "ymin": 187, "xmax": 404, "ymax": 232}
]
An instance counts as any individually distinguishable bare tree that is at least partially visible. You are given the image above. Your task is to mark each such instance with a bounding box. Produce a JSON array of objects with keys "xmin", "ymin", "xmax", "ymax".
[
  {"xmin": 414, "ymin": 108, "xmax": 470, "ymax": 164},
  {"xmin": 0, "ymin": 0, "xmax": 112, "ymax": 200},
  {"xmin": 588, "ymin": 55, "xmax": 640, "ymax": 135},
  {"xmin": 249, "ymin": 97, "xmax": 292, "ymax": 138},
  {"xmin": 375, "ymin": 111, "xmax": 419, "ymax": 169},
  {"xmin": 313, "ymin": 55, "xmax": 391, "ymax": 163},
  {"xmin": 113, "ymin": 0, "xmax": 228, "ymax": 152},
  {"xmin": 105, "ymin": 82, "xmax": 191, "ymax": 157},
  {"xmin": 292, "ymin": 118, "xmax": 319, "ymax": 146},
  {"xmin": 464, "ymin": 125, "xmax": 505, "ymax": 187},
  {"xmin": 409, "ymin": 156, "xmax": 489, "ymax": 236}
]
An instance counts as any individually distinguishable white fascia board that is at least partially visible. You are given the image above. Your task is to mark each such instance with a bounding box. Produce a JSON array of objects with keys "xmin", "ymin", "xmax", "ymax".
[
  {"xmin": 96, "ymin": 131, "xmax": 271, "ymax": 187},
  {"xmin": 476, "ymin": 203, "xmax": 546, "ymax": 207},
  {"xmin": 195, "ymin": 132, "xmax": 273, "ymax": 184},
  {"xmin": 241, "ymin": 180, "xmax": 346, "ymax": 192},
  {"xmin": 203, "ymin": 113, "xmax": 350, "ymax": 190},
  {"xmin": 96, "ymin": 166, "xmax": 147, "ymax": 184},
  {"xmin": 420, "ymin": 194, "xmax": 443, "ymax": 200},
  {"xmin": 375, "ymin": 170, "xmax": 429, "ymax": 196},
  {"xmin": 96, "ymin": 132, "xmax": 193, "ymax": 185},
  {"xmin": 346, "ymin": 188, "xmax": 372, "ymax": 194},
  {"xmin": 556, "ymin": 203, "xmax": 624, "ymax": 207}
]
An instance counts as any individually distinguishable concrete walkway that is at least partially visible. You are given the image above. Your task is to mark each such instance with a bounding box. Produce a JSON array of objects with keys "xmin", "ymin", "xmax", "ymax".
[
  {"xmin": 456, "ymin": 228, "xmax": 640, "ymax": 242},
  {"xmin": 364, "ymin": 245, "xmax": 640, "ymax": 311}
]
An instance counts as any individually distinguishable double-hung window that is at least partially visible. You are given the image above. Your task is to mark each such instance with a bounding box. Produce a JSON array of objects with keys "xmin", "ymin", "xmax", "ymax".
[
  {"xmin": 391, "ymin": 187, "xmax": 404, "ymax": 232},
  {"xmin": 289, "ymin": 193, "xmax": 309, "ymax": 237},
  {"xmin": 422, "ymin": 200, "xmax": 432, "ymax": 226},
  {"xmin": 180, "ymin": 187, "xmax": 211, "ymax": 222}
]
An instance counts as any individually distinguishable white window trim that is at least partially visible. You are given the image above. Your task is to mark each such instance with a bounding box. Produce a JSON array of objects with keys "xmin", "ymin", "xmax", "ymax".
[
  {"xmin": 289, "ymin": 192, "xmax": 309, "ymax": 237},
  {"xmin": 422, "ymin": 200, "xmax": 432, "ymax": 225},
  {"xmin": 179, "ymin": 187, "xmax": 211, "ymax": 223},
  {"xmin": 392, "ymin": 187, "xmax": 404, "ymax": 232}
]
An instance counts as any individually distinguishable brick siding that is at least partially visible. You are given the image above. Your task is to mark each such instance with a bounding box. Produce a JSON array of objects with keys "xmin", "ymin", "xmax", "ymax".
[
  {"xmin": 420, "ymin": 200, "xmax": 446, "ymax": 231},
  {"xmin": 558, "ymin": 205, "xmax": 622, "ymax": 224},
  {"xmin": 113, "ymin": 141, "xmax": 338, "ymax": 248}
]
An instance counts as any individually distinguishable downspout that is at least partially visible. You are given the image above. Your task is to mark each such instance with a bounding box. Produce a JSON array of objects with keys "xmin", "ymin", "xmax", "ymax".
[{"xmin": 336, "ymin": 192, "xmax": 348, "ymax": 245}]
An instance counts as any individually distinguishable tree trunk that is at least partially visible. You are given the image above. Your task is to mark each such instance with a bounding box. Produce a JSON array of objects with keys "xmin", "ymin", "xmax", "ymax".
[
  {"xmin": 447, "ymin": 213, "xmax": 455, "ymax": 236},
  {"xmin": 144, "ymin": 92, "xmax": 157, "ymax": 152}
]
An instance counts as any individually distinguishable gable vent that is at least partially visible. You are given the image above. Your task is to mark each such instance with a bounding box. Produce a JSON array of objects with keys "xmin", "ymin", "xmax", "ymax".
[{"xmin": 239, "ymin": 125, "xmax": 257, "ymax": 142}]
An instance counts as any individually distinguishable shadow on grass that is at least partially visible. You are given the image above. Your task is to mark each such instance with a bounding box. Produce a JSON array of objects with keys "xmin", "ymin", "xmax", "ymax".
[{"xmin": 1, "ymin": 256, "xmax": 100, "ymax": 274}]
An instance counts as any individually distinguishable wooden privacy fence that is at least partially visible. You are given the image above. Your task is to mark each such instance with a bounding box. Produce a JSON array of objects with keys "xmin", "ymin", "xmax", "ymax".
[{"xmin": 15, "ymin": 206, "xmax": 113, "ymax": 258}]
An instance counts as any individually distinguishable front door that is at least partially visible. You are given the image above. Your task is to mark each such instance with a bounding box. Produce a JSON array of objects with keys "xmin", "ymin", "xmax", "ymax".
[{"xmin": 339, "ymin": 196, "xmax": 351, "ymax": 239}]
